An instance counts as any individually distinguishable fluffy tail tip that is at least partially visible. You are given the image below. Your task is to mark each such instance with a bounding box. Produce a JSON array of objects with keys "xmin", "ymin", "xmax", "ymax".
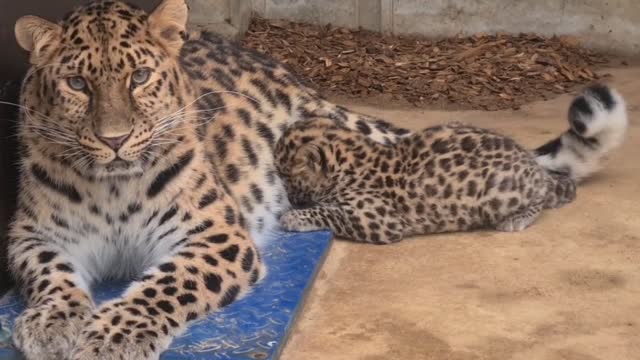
[
  {"xmin": 567, "ymin": 84, "xmax": 628, "ymax": 143},
  {"xmin": 534, "ymin": 84, "xmax": 628, "ymax": 182}
]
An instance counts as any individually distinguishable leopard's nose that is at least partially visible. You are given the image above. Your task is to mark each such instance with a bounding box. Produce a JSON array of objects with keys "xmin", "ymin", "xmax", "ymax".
[{"xmin": 97, "ymin": 132, "xmax": 131, "ymax": 151}]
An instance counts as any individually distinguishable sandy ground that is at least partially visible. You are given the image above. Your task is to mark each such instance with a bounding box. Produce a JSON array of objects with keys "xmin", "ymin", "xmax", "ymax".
[{"xmin": 279, "ymin": 66, "xmax": 640, "ymax": 360}]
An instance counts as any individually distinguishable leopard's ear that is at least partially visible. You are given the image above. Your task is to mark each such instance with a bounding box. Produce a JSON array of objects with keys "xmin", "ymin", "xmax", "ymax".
[
  {"xmin": 15, "ymin": 15, "xmax": 61, "ymax": 65},
  {"xmin": 149, "ymin": 0, "xmax": 188, "ymax": 55}
]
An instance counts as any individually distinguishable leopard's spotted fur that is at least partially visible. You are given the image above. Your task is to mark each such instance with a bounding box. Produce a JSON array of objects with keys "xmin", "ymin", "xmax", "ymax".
[
  {"xmin": 9, "ymin": 0, "xmax": 411, "ymax": 359},
  {"xmin": 275, "ymin": 85, "xmax": 628, "ymax": 243}
]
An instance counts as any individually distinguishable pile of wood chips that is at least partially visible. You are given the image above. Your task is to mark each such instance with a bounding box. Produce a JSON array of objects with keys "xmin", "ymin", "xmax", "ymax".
[{"xmin": 243, "ymin": 17, "xmax": 609, "ymax": 110}]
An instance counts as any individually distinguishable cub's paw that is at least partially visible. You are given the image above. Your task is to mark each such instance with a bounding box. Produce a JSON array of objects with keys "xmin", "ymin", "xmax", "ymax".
[
  {"xmin": 495, "ymin": 214, "xmax": 536, "ymax": 232},
  {"xmin": 70, "ymin": 304, "xmax": 170, "ymax": 360},
  {"xmin": 13, "ymin": 298, "xmax": 92, "ymax": 360},
  {"xmin": 279, "ymin": 210, "xmax": 327, "ymax": 232},
  {"xmin": 495, "ymin": 218, "xmax": 523, "ymax": 232}
]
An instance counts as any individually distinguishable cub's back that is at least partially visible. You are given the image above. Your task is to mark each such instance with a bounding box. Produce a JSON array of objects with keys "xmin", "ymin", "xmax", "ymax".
[{"xmin": 401, "ymin": 123, "xmax": 549, "ymax": 232}]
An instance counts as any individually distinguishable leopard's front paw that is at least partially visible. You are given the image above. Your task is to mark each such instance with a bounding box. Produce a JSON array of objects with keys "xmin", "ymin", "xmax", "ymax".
[
  {"xmin": 70, "ymin": 305, "xmax": 170, "ymax": 360},
  {"xmin": 70, "ymin": 335, "xmax": 167, "ymax": 360},
  {"xmin": 13, "ymin": 297, "xmax": 92, "ymax": 360},
  {"xmin": 280, "ymin": 210, "xmax": 327, "ymax": 232}
]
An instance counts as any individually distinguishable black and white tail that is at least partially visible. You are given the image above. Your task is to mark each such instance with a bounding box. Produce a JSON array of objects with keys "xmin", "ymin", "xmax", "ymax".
[{"xmin": 534, "ymin": 84, "xmax": 628, "ymax": 182}]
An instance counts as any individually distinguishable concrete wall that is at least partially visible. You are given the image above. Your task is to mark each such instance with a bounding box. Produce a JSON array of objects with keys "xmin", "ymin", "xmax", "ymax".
[
  {"xmin": 251, "ymin": 0, "xmax": 640, "ymax": 55},
  {"xmin": 188, "ymin": 0, "xmax": 252, "ymax": 39}
]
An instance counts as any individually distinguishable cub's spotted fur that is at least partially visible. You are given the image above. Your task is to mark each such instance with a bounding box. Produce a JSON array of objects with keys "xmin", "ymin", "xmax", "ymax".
[
  {"xmin": 8, "ymin": 0, "xmax": 410, "ymax": 359},
  {"xmin": 276, "ymin": 85, "xmax": 627, "ymax": 243}
]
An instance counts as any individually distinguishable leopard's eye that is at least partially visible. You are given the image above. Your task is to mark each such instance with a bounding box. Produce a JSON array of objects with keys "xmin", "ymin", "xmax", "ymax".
[
  {"xmin": 67, "ymin": 76, "xmax": 87, "ymax": 91},
  {"xmin": 131, "ymin": 68, "xmax": 151, "ymax": 87}
]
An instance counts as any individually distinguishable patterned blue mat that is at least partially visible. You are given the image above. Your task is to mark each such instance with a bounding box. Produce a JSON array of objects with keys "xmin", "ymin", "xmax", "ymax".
[{"xmin": 0, "ymin": 231, "xmax": 333, "ymax": 360}]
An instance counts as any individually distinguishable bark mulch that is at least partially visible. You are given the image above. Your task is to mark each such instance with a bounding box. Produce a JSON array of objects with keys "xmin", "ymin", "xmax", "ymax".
[{"xmin": 243, "ymin": 17, "xmax": 609, "ymax": 111}]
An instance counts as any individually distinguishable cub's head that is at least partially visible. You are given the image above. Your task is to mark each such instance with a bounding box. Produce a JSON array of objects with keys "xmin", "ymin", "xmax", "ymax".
[
  {"xmin": 275, "ymin": 118, "xmax": 349, "ymax": 206},
  {"xmin": 16, "ymin": 0, "xmax": 193, "ymax": 178}
]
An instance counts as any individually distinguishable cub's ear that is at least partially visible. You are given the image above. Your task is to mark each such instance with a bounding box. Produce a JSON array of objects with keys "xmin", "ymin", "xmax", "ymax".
[
  {"xmin": 15, "ymin": 15, "xmax": 61, "ymax": 65},
  {"xmin": 292, "ymin": 143, "xmax": 328, "ymax": 176},
  {"xmin": 149, "ymin": 0, "xmax": 188, "ymax": 55}
]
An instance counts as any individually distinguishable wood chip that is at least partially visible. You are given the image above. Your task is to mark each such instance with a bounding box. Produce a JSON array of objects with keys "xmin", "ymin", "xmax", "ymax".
[{"xmin": 243, "ymin": 17, "xmax": 608, "ymax": 110}]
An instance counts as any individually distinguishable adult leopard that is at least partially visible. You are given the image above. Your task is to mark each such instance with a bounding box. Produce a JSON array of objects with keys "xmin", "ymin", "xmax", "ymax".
[{"xmin": 8, "ymin": 0, "xmax": 410, "ymax": 358}]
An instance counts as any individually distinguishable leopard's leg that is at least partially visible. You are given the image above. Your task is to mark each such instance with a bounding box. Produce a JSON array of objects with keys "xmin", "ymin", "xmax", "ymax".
[
  {"xmin": 8, "ymin": 231, "xmax": 94, "ymax": 360},
  {"xmin": 495, "ymin": 202, "xmax": 545, "ymax": 232},
  {"xmin": 280, "ymin": 195, "xmax": 406, "ymax": 244},
  {"xmin": 70, "ymin": 216, "xmax": 264, "ymax": 360},
  {"xmin": 543, "ymin": 171, "xmax": 577, "ymax": 209}
]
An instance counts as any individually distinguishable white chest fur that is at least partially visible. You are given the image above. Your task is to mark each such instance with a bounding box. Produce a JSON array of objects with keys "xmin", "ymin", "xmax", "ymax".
[{"xmin": 42, "ymin": 179, "xmax": 186, "ymax": 285}]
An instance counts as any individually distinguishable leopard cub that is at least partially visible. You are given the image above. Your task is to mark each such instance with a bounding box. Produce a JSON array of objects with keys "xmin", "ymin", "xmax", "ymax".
[{"xmin": 275, "ymin": 85, "xmax": 627, "ymax": 244}]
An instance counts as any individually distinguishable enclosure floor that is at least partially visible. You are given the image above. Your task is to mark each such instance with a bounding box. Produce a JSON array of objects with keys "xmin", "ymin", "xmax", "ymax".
[{"xmin": 280, "ymin": 66, "xmax": 640, "ymax": 360}]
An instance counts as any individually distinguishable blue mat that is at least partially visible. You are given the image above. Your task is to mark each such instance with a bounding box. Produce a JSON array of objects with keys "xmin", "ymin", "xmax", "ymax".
[{"xmin": 0, "ymin": 231, "xmax": 333, "ymax": 360}]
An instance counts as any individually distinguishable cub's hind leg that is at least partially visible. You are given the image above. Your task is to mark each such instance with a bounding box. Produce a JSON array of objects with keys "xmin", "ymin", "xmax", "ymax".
[
  {"xmin": 543, "ymin": 171, "xmax": 577, "ymax": 209},
  {"xmin": 496, "ymin": 169, "xmax": 577, "ymax": 232},
  {"xmin": 495, "ymin": 202, "xmax": 544, "ymax": 232}
]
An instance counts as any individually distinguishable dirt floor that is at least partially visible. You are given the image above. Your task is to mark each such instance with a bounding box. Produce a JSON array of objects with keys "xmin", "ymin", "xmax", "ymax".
[{"xmin": 279, "ymin": 66, "xmax": 640, "ymax": 360}]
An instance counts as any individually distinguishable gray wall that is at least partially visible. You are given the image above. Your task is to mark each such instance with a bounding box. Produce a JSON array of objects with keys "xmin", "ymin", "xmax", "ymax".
[
  {"xmin": 189, "ymin": 0, "xmax": 252, "ymax": 39},
  {"xmin": 252, "ymin": 0, "xmax": 640, "ymax": 55}
]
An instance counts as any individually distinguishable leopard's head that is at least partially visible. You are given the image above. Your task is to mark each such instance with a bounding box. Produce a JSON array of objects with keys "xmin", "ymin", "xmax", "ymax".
[
  {"xmin": 15, "ymin": 0, "xmax": 195, "ymax": 179},
  {"xmin": 275, "ymin": 119, "xmax": 346, "ymax": 207}
]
